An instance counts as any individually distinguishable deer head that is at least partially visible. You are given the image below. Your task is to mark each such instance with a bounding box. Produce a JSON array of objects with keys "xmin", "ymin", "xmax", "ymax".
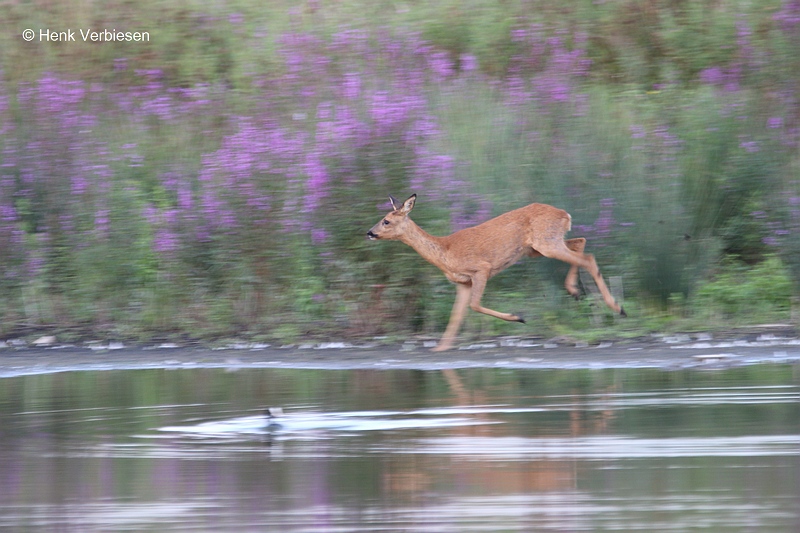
[{"xmin": 366, "ymin": 194, "xmax": 416, "ymax": 241}]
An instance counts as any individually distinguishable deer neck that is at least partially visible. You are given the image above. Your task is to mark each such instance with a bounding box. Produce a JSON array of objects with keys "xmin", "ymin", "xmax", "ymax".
[{"xmin": 399, "ymin": 220, "xmax": 449, "ymax": 271}]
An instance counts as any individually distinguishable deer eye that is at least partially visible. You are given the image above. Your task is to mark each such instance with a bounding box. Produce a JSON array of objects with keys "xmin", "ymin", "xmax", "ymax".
[{"xmin": 382, "ymin": 219, "xmax": 390, "ymax": 225}]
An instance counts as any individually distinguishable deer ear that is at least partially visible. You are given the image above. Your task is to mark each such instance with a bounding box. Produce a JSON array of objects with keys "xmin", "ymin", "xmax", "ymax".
[
  {"xmin": 389, "ymin": 195, "xmax": 401, "ymax": 211},
  {"xmin": 400, "ymin": 194, "xmax": 416, "ymax": 214}
]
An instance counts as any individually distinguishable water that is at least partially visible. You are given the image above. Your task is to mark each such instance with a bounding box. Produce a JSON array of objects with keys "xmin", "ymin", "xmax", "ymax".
[{"xmin": 1, "ymin": 366, "xmax": 798, "ymax": 532}]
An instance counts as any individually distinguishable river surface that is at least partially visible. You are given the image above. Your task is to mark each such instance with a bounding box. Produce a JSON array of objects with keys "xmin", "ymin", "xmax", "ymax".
[{"xmin": 1, "ymin": 364, "xmax": 798, "ymax": 532}]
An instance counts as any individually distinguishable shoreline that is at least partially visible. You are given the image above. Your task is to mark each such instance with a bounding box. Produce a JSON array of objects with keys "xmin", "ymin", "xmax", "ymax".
[{"xmin": 2, "ymin": 329, "xmax": 799, "ymax": 377}]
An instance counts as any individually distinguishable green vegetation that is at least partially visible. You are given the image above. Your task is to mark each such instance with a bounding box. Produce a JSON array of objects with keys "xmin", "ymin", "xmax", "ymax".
[{"xmin": 0, "ymin": 0, "xmax": 798, "ymax": 344}]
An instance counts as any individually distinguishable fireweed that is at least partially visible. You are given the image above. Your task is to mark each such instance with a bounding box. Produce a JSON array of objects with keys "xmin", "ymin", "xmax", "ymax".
[{"xmin": 1, "ymin": 4, "xmax": 799, "ymax": 338}]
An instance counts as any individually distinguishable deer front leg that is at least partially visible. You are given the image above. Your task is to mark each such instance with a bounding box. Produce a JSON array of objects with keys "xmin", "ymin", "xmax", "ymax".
[
  {"xmin": 468, "ymin": 270, "xmax": 526, "ymax": 323},
  {"xmin": 432, "ymin": 282, "xmax": 472, "ymax": 352}
]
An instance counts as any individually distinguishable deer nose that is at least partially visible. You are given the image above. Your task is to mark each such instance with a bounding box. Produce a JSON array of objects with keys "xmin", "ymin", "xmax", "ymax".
[{"xmin": 367, "ymin": 230, "xmax": 378, "ymax": 240}]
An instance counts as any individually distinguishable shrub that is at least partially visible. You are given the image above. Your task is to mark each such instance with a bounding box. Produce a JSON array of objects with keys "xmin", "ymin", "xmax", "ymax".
[
  {"xmin": 694, "ymin": 255, "xmax": 793, "ymax": 321},
  {"xmin": 1, "ymin": 1, "xmax": 800, "ymax": 340}
]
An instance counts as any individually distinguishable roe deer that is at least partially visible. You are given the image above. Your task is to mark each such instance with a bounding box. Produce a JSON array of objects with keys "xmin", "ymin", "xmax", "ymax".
[{"xmin": 367, "ymin": 194, "xmax": 626, "ymax": 351}]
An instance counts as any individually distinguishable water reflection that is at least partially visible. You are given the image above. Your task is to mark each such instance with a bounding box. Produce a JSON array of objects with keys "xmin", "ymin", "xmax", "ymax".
[{"xmin": 0, "ymin": 366, "xmax": 798, "ymax": 531}]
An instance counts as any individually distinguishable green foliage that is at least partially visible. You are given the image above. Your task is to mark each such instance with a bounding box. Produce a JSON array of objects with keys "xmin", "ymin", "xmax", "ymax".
[
  {"xmin": 694, "ymin": 255, "xmax": 793, "ymax": 322},
  {"xmin": 717, "ymin": 197, "xmax": 771, "ymax": 264},
  {"xmin": 1, "ymin": 0, "xmax": 799, "ymax": 343}
]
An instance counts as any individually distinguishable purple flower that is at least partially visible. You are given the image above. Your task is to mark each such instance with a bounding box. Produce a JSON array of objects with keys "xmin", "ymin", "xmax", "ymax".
[
  {"xmin": 724, "ymin": 65, "xmax": 742, "ymax": 93},
  {"xmin": 26, "ymin": 254, "xmax": 45, "ymax": 278},
  {"xmin": 199, "ymin": 189, "xmax": 226, "ymax": 229},
  {"xmin": 552, "ymin": 82, "xmax": 572, "ymax": 102},
  {"xmin": 630, "ymin": 125, "xmax": 646, "ymax": 139},
  {"xmin": 504, "ymin": 76, "xmax": 530, "ymax": 106},
  {"xmin": 411, "ymin": 151, "xmax": 454, "ymax": 192},
  {"xmin": 768, "ymin": 117, "xmax": 784, "ymax": 129},
  {"xmin": 460, "ymin": 54, "xmax": 478, "ymax": 72},
  {"xmin": 316, "ymin": 101, "xmax": 332, "ymax": 120},
  {"xmin": 511, "ymin": 29, "xmax": 529, "ymax": 43},
  {"xmin": 303, "ymin": 151, "xmax": 329, "ymax": 213},
  {"xmin": 311, "ymin": 228, "xmax": 329, "ymax": 244},
  {"xmin": 700, "ymin": 65, "xmax": 743, "ymax": 92},
  {"xmin": 595, "ymin": 206, "xmax": 615, "ymax": 238},
  {"xmin": 135, "ymin": 69, "xmax": 164, "ymax": 81},
  {"xmin": 141, "ymin": 95, "xmax": 174, "ymax": 121},
  {"xmin": 153, "ymin": 229, "xmax": 179, "ymax": 254},
  {"xmin": 71, "ymin": 175, "xmax": 88, "ymax": 195},
  {"xmin": 369, "ymin": 91, "xmax": 403, "ymax": 132},
  {"xmin": 0, "ymin": 203, "xmax": 17, "ymax": 222},
  {"xmin": 451, "ymin": 198, "xmax": 493, "ymax": 231},
  {"xmin": 700, "ymin": 67, "xmax": 725, "ymax": 86},
  {"xmin": 740, "ymin": 140, "xmax": 760, "ymax": 153},
  {"xmin": 774, "ymin": 0, "xmax": 800, "ymax": 34},
  {"xmin": 427, "ymin": 51, "xmax": 454, "ymax": 78},
  {"xmin": 341, "ymin": 72, "xmax": 361, "ymax": 100},
  {"xmin": 177, "ymin": 186, "xmax": 193, "ymax": 210}
]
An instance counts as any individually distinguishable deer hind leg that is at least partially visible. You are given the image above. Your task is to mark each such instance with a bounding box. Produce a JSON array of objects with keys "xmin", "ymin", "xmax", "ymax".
[
  {"xmin": 564, "ymin": 238, "xmax": 586, "ymax": 299},
  {"xmin": 432, "ymin": 282, "xmax": 472, "ymax": 352},
  {"xmin": 468, "ymin": 269, "xmax": 526, "ymax": 323},
  {"xmin": 538, "ymin": 241, "xmax": 626, "ymax": 317}
]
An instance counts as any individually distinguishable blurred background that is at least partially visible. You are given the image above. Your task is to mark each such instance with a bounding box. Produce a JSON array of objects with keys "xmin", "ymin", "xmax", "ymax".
[{"xmin": 0, "ymin": 0, "xmax": 798, "ymax": 344}]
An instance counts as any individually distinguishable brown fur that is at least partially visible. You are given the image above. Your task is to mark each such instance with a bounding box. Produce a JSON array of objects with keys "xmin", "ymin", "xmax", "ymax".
[{"xmin": 367, "ymin": 194, "xmax": 625, "ymax": 351}]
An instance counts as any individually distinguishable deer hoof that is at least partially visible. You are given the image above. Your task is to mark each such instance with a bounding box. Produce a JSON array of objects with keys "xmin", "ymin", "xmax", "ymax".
[
  {"xmin": 619, "ymin": 307, "xmax": 627, "ymax": 318},
  {"xmin": 567, "ymin": 285, "xmax": 583, "ymax": 300}
]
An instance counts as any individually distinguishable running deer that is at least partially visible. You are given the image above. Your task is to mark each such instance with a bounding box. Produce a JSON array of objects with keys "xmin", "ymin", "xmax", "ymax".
[{"xmin": 366, "ymin": 194, "xmax": 626, "ymax": 351}]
